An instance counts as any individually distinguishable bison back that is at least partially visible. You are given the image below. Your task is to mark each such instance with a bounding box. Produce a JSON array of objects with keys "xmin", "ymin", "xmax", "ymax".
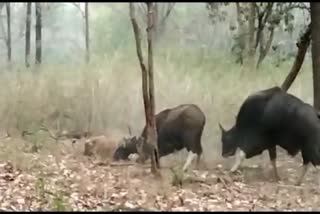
[{"xmin": 236, "ymin": 87, "xmax": 282, "ymax": 131}]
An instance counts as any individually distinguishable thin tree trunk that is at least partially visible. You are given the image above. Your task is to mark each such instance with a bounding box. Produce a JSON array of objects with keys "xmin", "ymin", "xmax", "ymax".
[
  {"xmin": 157, "ymin": 3, "xmax": 175, "ymax": 40},
  {"xmin": 311, "ymin": 3, "xmax": 320, "ymax": 110},
  {"xmin": 129, "ymin": 3, "xmax": 149, "ymax": 125},
  {"xmin": 147, "ymin": 2, "xmax": 160, "ymax": 172},
  {"xmin": 129, "ymin": 3, "xmax": 160, "ymax": 176},
  {"xmin": 247, "ymin": 3, "xmax": 256, "ymax": 70},
  {"xmin": 256, "ymin": 26, "xmax": 275, "ymax": 68},
  {"xmin": 281, "ymin": 24, "xmax": 311, "ymax": 92},
  {"xmin": 153, "ymin": 3, "xmax": 158, "ymax": 41},
  {"xmin": 25, "ymin": 2, "xmax": 31, "ymax": 68},
  {"xmin": 85, "ymin": 2, "xmax": 90, "ymax": 63},
  {"xmin": 254, "ymin": 3, "xmax": 273, "ymax": 50},
  {"xmin": 235, "ymin": 3, "xmax": 244, "ymax": 65},
  {"xmin": 6, "ymin": 3, "xmax": 11, "ymax": 63},
  {"xmin": 35, "ymin": 2, "xmax": 41, "ymax": 65}
]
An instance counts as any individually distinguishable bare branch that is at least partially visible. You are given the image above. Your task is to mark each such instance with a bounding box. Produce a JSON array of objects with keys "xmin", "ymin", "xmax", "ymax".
[
  {"xmin": 127, "ymin": 125, "xmax": 132, "ymax": 136},
  {"xmin": 0, "ymin": 15, "xmax": 7, "ymax": 44},
  {"xmin": 281, "ymin": 24, "xmax": 311, "ymax": 91},
  {"xmin": 255, "ymin": 3, "xmax": 273, "ymax": 50},
  {"xmin": 159, "ymin": 3, "xmax": 175, "ymax": 27},
  {"xmin": 256, "ymin": 25, "xmax": 275, "ymax": 68},
  {"xmin": 73, "ymin": 3, "xmax": 85, "ymax": 18},
  {"xmin": 129, "ymin": 3, "xmax": 149, "ymax": 123}
]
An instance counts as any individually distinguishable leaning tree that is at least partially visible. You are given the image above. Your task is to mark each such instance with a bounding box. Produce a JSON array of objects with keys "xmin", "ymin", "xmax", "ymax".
[
  {"xmin": 129, "ymin": 2, "xmax": 160, "ymax": 176},
  {"xmin": 310, "ymin": 2, "xmax": 320, "ymax": 110},
  {"xmin": 278, "ymin": 2, "xmax": 320, "ymax": 113}
]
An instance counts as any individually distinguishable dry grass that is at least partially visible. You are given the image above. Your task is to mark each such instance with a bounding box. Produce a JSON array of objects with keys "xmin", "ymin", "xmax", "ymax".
[
  {"xmin": 0, "ymin": 54, "xmax": 317, "ymax": 210},
  {"xmin": 0, "ymin": 54, "xmax": 313, "ymax": 165}
]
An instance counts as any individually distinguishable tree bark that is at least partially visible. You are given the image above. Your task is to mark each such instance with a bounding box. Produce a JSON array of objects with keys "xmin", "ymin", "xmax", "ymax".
[
  {"xmin": 5, "ymin": 3, "xmax": 11, "ymax": 63},
  {"xmin": 25, "ymin": 2, "xmax": 31, "ymax": 68},
  {"xmin": 311, "ymin": 3, "xmax": 320, "ymax": 110},
  {"xmin": 146, "ymin": 2, "xmax": 160, "ymax": 172},
  {"xmin": 256, "ymin": 26, "xmax": 275, "ymax": 68},
  {"xmin": 129, "ymin": 3, "xmax": 149, "ymax": 124},
  {"xmin": 157, "ymin": 3, "xmax": 175, "ymax": 40},
  {"xmin": 85, "ymin": 2, "xmax": 90, "ymax": 63},
  {"xmin": 129, "ymin": 2, "xmax": 160, "ymax": 175},
  {"xmin": 254, "ymin": 3, "xmax": 273, "ymax": 51},
  {"xmin": 247, "ymin": 3, "xmax": 256, "ymax": 70},
  {"xmin": 281, "ymin": 24, "xmax": 311, "ymax": 92},
  {"xmin": 153, "ymin": 3, "xmax": 158, "ymax": 41},
  {"xmin": 235, "ymin": 3, "xmax": 245, "ymax": 65},
  {"xmin": 35, "ymin": 2, "xmax": 42, "ymax": 65}
]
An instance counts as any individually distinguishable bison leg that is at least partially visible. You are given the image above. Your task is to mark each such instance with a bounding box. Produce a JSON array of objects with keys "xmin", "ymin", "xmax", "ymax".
[
  {"xmin": 296, "ymin": 150, "xmax": 311, "ymax": 186},
  {"xmin": 295, "ymin": 163, "xmax": 309, "ymax": 186},
  {"xmin": 230, "ymin": 149, "xmax": 246, "ymax": 172},
  {"xmin": 182, "ymin": 151, "xmax": 197, "ymax": 172},
  {"xmin": 268, "ymin": 147, "xmax": 280, "ymax": 181},
  {"xmin": 196, "ymin": 153, "xmax": 201, "ymax": 169}
]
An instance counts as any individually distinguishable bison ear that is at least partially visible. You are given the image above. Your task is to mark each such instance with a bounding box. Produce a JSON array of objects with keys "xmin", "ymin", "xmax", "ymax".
[
  {"xmin": 218, "ymin": 123, "xmax": 226, "ymax": 134},
  {"xmin": 120, "ymin": 139, "xmax": 127, "ymax": 148}
]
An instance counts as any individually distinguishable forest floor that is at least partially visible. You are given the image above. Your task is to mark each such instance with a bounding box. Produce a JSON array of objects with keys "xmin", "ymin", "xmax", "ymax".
[{"xmin": 0, "ymin": 137, "xmax": 319, "ymax": 211}]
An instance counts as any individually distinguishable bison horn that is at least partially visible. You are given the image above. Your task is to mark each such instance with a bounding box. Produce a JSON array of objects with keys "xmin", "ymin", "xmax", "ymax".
[
  {"xmin": 218, "ymin": 123, "xmax": 226, "ymax": 133},
  {"xmin": 127, "ymin": 125, "xmax": 132, "ymax": 136}
]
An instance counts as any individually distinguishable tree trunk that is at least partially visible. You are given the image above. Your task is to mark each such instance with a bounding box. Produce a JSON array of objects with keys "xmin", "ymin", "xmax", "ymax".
[
  {"xmin": 129, "ymin": 3, "xmax": 149, "ymax": 124},
  {"xmin": 254, "ymin": 3, "xmax": 273, "ymax": 51},
  {"xmin": 35, "ymin": 2, "xmax": 42, "ymax": 65},
  {"xmin": 153, "ymin": 3, "xmax": 158, "ymax": 41},
  {"xmin": 6, "ymin": 3, "xmax": 11, "ymax": 63},
  {"xmin": 281, "ymin": 24, "xmax": 311, "ymax": 92},
  {"xmin": 25, "ymin": 2, "xmax": 31, "ymax": 68},
  {"xmin": 146, "ymin": 2, "xmax": 160, "ymax": 172},
  {"xmin": 85, "ymin": 2, "xmax": 90, "ymax": 63},
  {"xmin": 311, "ymin": 3, "xmax": 320, "ymax": 110},
  {"xmin": 157, "ymin": 3, "xmax": 175, "ymax": 42},
  {"xmin": 256, "ymin": 26, "xmax": 275, "ymax": 68},
  {"xmin": 235, "ymin": 3, "xmax": 245, "ymax": 65},
  {"xmin": 247, "ymin": 3, "xmax": 256, "ymax": 70},
  {"xmin": 129, "ymin": 2, "xmax": 160, "ymax": 176}
]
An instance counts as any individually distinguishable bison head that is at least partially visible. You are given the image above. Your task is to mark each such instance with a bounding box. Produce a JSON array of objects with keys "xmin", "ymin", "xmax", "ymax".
[
  {"xmin": 219, "ymin": 123, "xmax": 238, "ymax": 158},
  {"xmin": 112, "ymin": 136, "xmax": 141, "ymax": 161}
]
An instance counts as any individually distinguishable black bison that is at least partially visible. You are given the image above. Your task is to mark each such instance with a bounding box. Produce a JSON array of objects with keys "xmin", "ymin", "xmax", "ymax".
[
  {"xmin": 219, "ymin": 86, "xmax": 320, "ymax": 185},
  {"xmin": 113, "ymin": 104, "xmax": 206, "ymax": 171}
]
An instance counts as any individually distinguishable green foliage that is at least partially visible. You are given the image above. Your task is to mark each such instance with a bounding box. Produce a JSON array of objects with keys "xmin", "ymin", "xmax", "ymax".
[
  {"xmin": 53, "ymin": 191, "xmax": 68, "ymax": 211},
  {"xmin": 170, "ymin": 167, "xmax": 185, "ymax": 187},
  {"xmin": 205, "ymin": 2, "xmax": 309, "ymax": 65},
  {"xmin": 206, "ymin": 3, "xmax": 228, "ymax": 24},
  {"xmin": 36, "ymin": 175, "xmax": 46, "ymax": 210}
]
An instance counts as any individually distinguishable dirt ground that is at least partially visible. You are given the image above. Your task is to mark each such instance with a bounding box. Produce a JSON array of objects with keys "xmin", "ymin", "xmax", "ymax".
[{"xmin": 0, "ymin": 137, "xmax": 319, "ymax": 211}]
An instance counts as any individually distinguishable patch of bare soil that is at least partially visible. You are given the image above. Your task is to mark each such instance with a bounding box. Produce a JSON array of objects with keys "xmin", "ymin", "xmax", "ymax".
[{"xmin": 0, "ymin": 138, "xmax": 319, "ymax": 211}]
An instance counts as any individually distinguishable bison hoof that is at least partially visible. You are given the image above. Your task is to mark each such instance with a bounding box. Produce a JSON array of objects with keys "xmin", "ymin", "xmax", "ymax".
[
  {"xmin": 230, "ymin": 168, "xmax": 239, "ymax": 173},
  {"xmin": 295, "ymin": 181, "xmax": 302, "ymax": 186},
  {"xmin": 273, "ymin": 173, "xmax": 281, "ymax": 181}
]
